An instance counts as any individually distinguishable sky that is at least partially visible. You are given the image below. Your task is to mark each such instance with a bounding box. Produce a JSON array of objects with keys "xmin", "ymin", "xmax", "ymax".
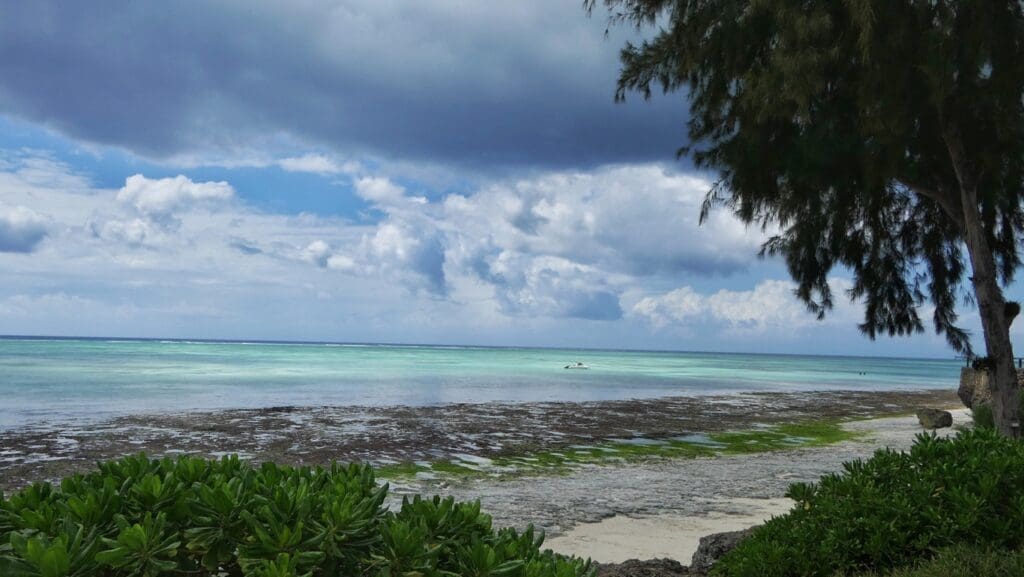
[{"xmin": 0, "ymin": 1, "xmax": 1016, "ymax": 357}]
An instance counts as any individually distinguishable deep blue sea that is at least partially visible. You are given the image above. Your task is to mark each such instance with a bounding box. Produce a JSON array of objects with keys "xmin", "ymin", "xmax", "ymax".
[{"xmin": 0, "ymin": 337, "xmax": 961, "ymax": 429}]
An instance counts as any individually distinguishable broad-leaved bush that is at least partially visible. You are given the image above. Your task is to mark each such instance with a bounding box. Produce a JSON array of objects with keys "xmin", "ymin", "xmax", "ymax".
[
  {"xmin": 0, "ymin": 455, "xmax": 593, "ymax": 577},
  {"xmin": 715, "ymin": 428, "xmax": 1024, "ymax": 576}
]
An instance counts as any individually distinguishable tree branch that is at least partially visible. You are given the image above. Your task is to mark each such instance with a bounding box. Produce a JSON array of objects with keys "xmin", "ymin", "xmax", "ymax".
[{"xmin": 898, "ymin": 179, "xmax": 966, "ymax": 232}]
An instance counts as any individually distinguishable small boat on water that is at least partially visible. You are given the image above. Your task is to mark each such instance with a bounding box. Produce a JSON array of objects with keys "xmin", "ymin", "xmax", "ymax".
[{"xmin": 564, "ymin": 361, "xmax": 589, "ymax": 369}]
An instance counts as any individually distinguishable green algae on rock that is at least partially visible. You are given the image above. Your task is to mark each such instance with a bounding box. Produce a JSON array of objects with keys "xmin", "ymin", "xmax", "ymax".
[{"xmin": 376, "ymin": 418, "xmax": 865, "ymax": 482}]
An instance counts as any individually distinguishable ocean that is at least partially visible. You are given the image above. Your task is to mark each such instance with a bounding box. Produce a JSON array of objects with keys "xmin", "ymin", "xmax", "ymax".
[{"xmin": 0, "ymin": 336, "xmax": 962, "ymax": 429}]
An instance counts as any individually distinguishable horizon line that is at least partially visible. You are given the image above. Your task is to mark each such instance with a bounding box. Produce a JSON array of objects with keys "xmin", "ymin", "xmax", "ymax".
[{"xmin": 0, "ymin": 333, "xmax": 959, "ymax": 363}]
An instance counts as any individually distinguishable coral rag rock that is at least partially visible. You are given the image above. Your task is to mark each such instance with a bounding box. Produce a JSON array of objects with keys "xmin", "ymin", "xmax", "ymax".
[
  {"xmin": 595, "ymin": 558, "xmax": 693, "ymax": 577},
  {"xmin": 957, "ymin": 368, "xmax": 1024, "ymax": 409},
  {"xmin": 690, "ymin": 528, "xmax": 754, "ymax": 574},
  {"xmin": 958, "ymin": 367, "xmax": 991, "ymax": 409},
  {"xmin": 916, "ymin": 408, "xmax": 953, "ymax": 429}
]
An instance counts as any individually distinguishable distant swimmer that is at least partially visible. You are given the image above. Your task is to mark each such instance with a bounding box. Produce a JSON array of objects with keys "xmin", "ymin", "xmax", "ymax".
[{"xmin": 564, "ymin": 361, "xmax": 589, "ymax": 369}]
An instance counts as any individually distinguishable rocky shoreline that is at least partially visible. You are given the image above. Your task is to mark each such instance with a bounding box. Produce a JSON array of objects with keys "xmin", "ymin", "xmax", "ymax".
[
  {"xmin": 0, "ymin": 389, "xmax": 966, "ymax": 574},
  {"xmin": 1, "ymin": 388, "xmax": 957, "ymax": 492},
  {"xmin": 540, "ymin": 409, "xmax": 963, "ymax": 575}
]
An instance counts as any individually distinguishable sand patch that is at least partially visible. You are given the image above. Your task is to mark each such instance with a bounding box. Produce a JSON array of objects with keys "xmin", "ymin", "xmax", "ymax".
[{"xmin": 546, "ymin": 497, "xmax": 793, "ymax": 563}]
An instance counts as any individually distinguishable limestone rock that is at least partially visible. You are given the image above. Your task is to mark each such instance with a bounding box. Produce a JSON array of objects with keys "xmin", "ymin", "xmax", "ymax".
[
  {"xmin": 917, "ymin": 408, "xmax": 953, "ymax": 429},
  {"xmin": 595, "ymin": 558, "xmax": 693, "ymax": 577},
  {"xmin": 956, "ymin": 374, "xmax": 974, "ymax": 408},
  {"xmin": 690, "ymin": 528, "xmax": 754, "ymax": 574},
  {"xmin": 958, "ymin": 367, "xmax": 991, "ymax": 409},
  {"xmin": 958, "ymin": 367, "xmax": 1024, "ymax": 409}
]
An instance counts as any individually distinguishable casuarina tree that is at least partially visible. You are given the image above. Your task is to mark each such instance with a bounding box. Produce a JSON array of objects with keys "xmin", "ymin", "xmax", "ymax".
[{"xmin": 587, "ymin": 0, "xmax": 1024, "ymax": 435}]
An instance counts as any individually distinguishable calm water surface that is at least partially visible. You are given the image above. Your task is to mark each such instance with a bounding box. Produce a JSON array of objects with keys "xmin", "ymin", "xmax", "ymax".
[{"xmin": 0, "ymin": 337, "xmax": 961, "ymax": 429}]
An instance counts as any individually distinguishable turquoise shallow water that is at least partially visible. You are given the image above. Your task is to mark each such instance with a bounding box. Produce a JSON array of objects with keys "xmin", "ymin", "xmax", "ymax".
[{"xmin": 0, "ymin": 337, "xmax": 961, "ymax": 429}]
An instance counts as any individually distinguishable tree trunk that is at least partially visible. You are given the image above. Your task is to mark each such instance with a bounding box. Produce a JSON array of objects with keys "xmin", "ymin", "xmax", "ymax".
[
  {"xmin": 963, "ymin": 230, "xmax": 1020, "ymax": 437},
  {"xmin": 948, "ymin": 130, "xmax": 1021, "ymax": 437}
]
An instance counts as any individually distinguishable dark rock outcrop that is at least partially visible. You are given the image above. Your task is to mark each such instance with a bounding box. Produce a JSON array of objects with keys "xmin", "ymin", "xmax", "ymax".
[
  {"xmin": 690, "ymin": 528, "xmax": 755, "ymax": 574},
  {"xmin": 595, "ymin": 558, "xmax": 694, "ymax": 577},
  {"xmin": 916, "ymin": 408, "xmax": 953, "ymax": 429}
]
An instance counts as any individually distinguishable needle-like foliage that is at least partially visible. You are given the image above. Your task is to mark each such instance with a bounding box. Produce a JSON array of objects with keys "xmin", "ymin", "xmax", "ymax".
[{"xmin": 588, "ymin": 0, "xmax": 1024, "ymax": 433}]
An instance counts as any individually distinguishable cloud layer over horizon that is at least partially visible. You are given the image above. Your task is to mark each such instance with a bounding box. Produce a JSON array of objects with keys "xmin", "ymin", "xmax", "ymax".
[
  {"xmin": 0, "ymin": 2, "xmax": 1007, "ymax": 356},
  {"xmin": 0, "ymin": 1, "xmax": 686, "ymax": 172},
  {"xmin": 0, "ymin": 149, "xmax": 987, "ymax": 355}
]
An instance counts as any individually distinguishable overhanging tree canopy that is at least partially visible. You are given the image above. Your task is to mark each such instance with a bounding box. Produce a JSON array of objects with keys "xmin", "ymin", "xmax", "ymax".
[{"xmin": 588, "ymin": 0, "xmax": 1024, "ymax": 434}]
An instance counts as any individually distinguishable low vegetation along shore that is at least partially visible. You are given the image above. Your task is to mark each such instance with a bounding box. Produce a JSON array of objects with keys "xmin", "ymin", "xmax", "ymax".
[
  {"xmin": 2, "ymin": 391, "xmax": 1021, "ymax": 577},
  {"xmin": 8, "ymin": 387, "xmax": 1011, "ymax": 577},
  {"xmin": 0, "ymin": 388, "xmax": 979, "ymax": 575}
]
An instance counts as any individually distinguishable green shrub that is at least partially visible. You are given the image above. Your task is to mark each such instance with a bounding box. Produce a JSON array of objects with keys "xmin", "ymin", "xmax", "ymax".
[
  {"xmin": 713, "ymin": 428, "xmax": 1024, "ymax": 577},
  {"xmin": 972, "ymin": 403, "xmax": 995, "ymax": 430},
  {"xmin": 972, "ymin": 394, "xmax": 1024, "ymax": 431},
  {"xmin": 0, "ymin": 454, "xmax": 592, "ymax": 577},
  {"xmin": 846, "ymin": 544, "xmax": 1024, "ymax": 577}
]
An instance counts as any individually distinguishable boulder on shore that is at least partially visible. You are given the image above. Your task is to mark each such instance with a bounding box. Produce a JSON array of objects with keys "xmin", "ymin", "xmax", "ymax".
[
  {"xmin": 917, "ymin": 408, "xmax": 953, "ymax": 429},
  {"xmin": 690, "ymin": 528, "xmax": 755, "ymax": 574},
  {"xmin": 595, "ymin": 558, "xmax": 693, "ymax": 577}
]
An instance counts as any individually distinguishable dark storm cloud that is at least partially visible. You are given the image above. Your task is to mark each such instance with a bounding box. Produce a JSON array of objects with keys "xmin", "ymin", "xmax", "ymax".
[{"xmin": 0, "ymin": 1, "xmax": 686, "ymax": 170}]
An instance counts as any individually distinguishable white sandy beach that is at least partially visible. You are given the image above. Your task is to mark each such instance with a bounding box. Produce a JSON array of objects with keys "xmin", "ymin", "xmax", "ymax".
[
  {"xmin": 504, "ymin": 409, "xmax": 967, "ymax": 564},
  {"xmin": 546, "ymin": 497, "xmax": 795, "ymax": 563}
]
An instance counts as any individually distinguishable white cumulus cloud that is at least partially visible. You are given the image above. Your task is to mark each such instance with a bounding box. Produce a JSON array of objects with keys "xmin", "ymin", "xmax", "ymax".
[
  {"xmin": 303, "ymin": 240, "xmax": 333, "ymax": 268},
  {"xmin": 354, "ymin": 176, "xmax": 427, "ymax": 206},
  {"xmin": 2, "ymin": 152, "xmax": 953, "ymax": 354},
  {"xmin": 484, "ymin": 254, "xmax": 625, "ymax": 320},
  {"xmin": 117, "ymin": 174, "xmax": 234, "ymax": 226},
  {"xmin": 707, "ymin": 280, "xmax": 817, "ymax": 333},
  {"xmin": 442, "ymin": 165, "xmax": 766, "ymax": 279},
  {"xmin": 88, "ymin": 217, "xmax": 154, "ymax": 247},
  {"xmin": 0, "ymin": 204, "xmax": 49, "ymax": 253},
  {"xmin": 632, "ymin": 287, "xmax": 704, "ymax": 329},
  {"xmin": 633, "ymin": 278, "xmax": 860, "ymax": 335}
]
